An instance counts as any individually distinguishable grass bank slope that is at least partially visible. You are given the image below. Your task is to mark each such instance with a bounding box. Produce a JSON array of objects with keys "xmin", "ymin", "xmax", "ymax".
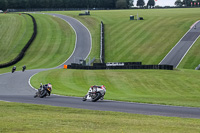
[
  {"xmin": 31, "ymin": 69, "xmax": 200, "ymax": 107},
  {"xmin": 0, "ymin": 13, "xmax": 33, "ymax": 64},
  {"xmin": 55, "ymin": 8, "xmax": 200, "ymax": 69},
  {"xmin": 18, "ymin": 14, "xmax": 75, "ymax": 69},
  {"xmin": 0, "ymin": 14, "xmax": 75, "ymax": 74},
  {"xmin": 1, "ymin": 101, "xmax": 200, "ymax": 133}
]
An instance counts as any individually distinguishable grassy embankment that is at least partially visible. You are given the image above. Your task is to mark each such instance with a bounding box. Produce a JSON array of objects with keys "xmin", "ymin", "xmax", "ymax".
[
  {"xmin": 56, "ymin": 8, "xmax": 200, "ymax": 69},
  {"xmin": 0, "ymin": 13, "xmax": 75, "ymax": 74},
  {"xmin": 1, "ymin": 101, "xmax": 200, "ymax": 133},
  {"xmin": 0, "ymin": 14, "xmax": 33, "ymax": 65}
]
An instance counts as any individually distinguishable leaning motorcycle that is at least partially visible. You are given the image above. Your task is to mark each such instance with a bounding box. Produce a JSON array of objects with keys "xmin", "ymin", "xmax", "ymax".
[
  {"xmin": 34, "ymin": 83, "xmax": 52, "ymax": 98},
  {"xmin": 82, "ymin": 85, "xmax": 106, "ymax": 102}
]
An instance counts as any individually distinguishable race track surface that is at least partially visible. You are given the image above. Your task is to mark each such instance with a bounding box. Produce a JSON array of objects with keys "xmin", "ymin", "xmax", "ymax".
[
  {"xmin": 0, "ymin": 14, "xmax": 200, "ymax": 119},
  {"xmin": 0, "ymin": 95, "xmax": 200, "ymax": 119},
  {"xmin": 159, "ymin": 21, "xmax": 200, "ymax": 68}
]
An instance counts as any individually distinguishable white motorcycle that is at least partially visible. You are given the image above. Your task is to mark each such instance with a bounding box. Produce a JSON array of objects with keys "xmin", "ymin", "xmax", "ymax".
[{"xmin": 82, "ymin": 85, "xmax": 106, "ymax": 102}]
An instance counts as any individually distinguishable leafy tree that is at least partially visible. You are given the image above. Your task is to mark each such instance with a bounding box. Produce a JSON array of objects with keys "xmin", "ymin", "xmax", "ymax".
[
  {"xmin": 137, "ymin": 0, "xmax": 145, "ymax": 8},
  {"xmin": 0, "ymin": 0, "xmax": 123, "ymax": 9},
  {"xmin": 182, "ymin": 0, "xmax": 192, "ymax": 6},
  {"xmin": 38, "ymin": 0, "xmax": 50, "ymax": 8},
  {"xmin": 147, "ymin": 0, "xmax": 155, "ymax": 8},
  {"xmin": 116, "ymin": 0, "xmax": 127, "ymax": 9},
  {"xmin": 127, "ymin": 0, "xmax": 134, "ymax": 8},
  {"xmin": 104, "ymin": 0, "xmax": 117, "ymax": 9},
  {"xmin": 0, "ymin": 0, "xmax": 7, "ymax": 10},
  {"xmin": 175, "ymin": 0, "xmax": 183, "ymax": 7},
  {"xmin": 29, "ymin": 0, "xmax": 38, "ymax": 8}
]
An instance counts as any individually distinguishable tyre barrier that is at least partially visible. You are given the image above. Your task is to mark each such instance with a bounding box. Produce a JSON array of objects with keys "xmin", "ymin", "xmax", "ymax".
[
  {"xmin": 67, "ymin": 62, "xmax": 173, "ymax": 70},
  {"xmin": 0, "ymin": 13, "xmax": 37, "ymax": 68}
]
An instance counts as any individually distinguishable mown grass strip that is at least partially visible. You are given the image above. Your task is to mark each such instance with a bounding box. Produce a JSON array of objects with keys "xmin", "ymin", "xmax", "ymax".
[
  {"xmin": 31, "ymin": 69, "xmax": 200, "ymax": 107},
  {"xmin": 1, "ymin": 101, "xmax": 200, "ymax": 133}
]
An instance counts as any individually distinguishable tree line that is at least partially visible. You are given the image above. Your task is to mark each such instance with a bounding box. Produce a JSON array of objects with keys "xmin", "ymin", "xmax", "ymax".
[
  {"xmin": 136, "ymin": 0, "xmax": 155, "ymax": 8},
  {"xmin": 0, "ymin": 0, "xmax": 134, "ymax": 11},
  {"xmin": 175, "ymin": 0, "xmax": 200, "ymax": 7},
  {"xmin": 136, "ymin": 0, "xmax": 200, "ymax": 8}
]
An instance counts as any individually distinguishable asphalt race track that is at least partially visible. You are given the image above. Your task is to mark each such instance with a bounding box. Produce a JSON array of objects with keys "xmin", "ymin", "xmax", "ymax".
[
  {"xmin": 0, "ymin": 14, "xmax": 200, "ymax": 119},
  {"xmin": 159, "ymin": 21, "xmax": 200, "ymax": 68}
]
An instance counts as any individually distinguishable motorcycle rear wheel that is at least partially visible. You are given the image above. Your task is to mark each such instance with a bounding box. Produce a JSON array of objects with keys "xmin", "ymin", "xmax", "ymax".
[
  {"xmin": 40, "ymin": 90, "xmax": 47, "ymax": 98},
  {"xmin": 91, "ymin": 93, "xmax": 101, "ymax": 102}
]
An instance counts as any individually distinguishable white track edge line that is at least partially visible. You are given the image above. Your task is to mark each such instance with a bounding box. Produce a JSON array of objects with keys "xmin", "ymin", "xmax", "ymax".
[
  {"xmin": 159, "ymin": 20, "xmax": 200, "ymax": 65},
  {"xmin": 175, "ymin": 34, "xmax": 200, "ymax": 68},
  {"xmin": 159, "ymin": 27, "xmax": 192, "ymax": 65}
]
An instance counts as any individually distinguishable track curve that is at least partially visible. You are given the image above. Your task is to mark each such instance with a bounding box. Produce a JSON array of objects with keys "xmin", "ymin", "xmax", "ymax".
[{"xmin": 0, "ymin": 14, "xmax": 200, "ymax": 119}]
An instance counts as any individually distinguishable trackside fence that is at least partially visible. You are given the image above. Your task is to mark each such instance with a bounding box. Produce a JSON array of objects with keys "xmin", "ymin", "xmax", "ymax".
[
  {"xmin": 100, "ymin": 21, "xmax": 105, "ymax": 63},
  {"xmin": 0, "ymin": 13, "xmax": 37, "ymax": 68}
]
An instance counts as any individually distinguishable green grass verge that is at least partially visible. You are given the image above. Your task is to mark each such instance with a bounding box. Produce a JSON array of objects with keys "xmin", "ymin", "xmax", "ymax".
[
  {"xmin": 1, "ymin": 101, "xmax": 200, "ymax": 133},
  {"xmin": 0, "ymin": 13, "xmax": 33, "ymax": 64},
  {"xmin": 31, "ymin": 69, "xmax": 200, "ymax": 107}
]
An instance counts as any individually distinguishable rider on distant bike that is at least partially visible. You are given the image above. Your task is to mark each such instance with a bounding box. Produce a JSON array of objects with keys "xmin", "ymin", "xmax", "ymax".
[
  {"xmin": 43, "ymin": 83, "xmax": 52, "ymax": 96},
  {"xmin": 34, "ymin": 83, "xmax": 52, "ymax": 98}
]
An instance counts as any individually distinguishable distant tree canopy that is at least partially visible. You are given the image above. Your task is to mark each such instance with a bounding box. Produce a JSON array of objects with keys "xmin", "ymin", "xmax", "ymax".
[
  {"xmin": 136, "ymin": 0, "xmax": 145, "ymax": 8},
  {"xmin": 175, "ymin": 0, "xmax": 183, "ymax": 7},
  {"xmin": 0, "ymin": 0, "xmax": 134, "ymax": 10},
  {"xmin": 147, "ymin": 0, "xmax": 155, "ymax": 8}
]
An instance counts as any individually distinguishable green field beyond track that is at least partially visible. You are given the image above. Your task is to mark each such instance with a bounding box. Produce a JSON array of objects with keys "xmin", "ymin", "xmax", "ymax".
[
  {"xmin": 0, "ymin": 13, "xmax": 33, "ymax": 64},
  {"xmin": 31, "ymin": 69, "xmax": 200, "ymax": 107},
  {"xmin": 1, "ymin": 101, "xmax": 200, "ymax": 133},
  {"xmin": 54, "ymin": 8, "xmax": 200, "ymax": 69}
]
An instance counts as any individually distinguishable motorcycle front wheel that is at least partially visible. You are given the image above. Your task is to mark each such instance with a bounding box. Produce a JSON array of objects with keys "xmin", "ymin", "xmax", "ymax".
[{"xmin": 82, "ymin": 95, "xmax": 87, "ymax": 101}]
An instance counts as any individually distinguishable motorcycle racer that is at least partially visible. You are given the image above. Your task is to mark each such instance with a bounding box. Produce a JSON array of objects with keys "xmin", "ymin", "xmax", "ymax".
[
  {"xmin": 83, "ymin": 85, "xmax": 106, "ymax": 102},
  {"xmin": 34, "ymin": 83, "xmax": 52, "ymax": 98},
  {"xmin": 43, "ymin": 83, "xmax": 52, "ymax": 96}
]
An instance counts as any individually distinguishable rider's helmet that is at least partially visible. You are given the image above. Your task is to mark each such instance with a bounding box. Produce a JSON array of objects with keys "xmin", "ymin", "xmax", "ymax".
[{"xmin": 47, "ymin": 83, "xmax": 52, "ymax": 91}]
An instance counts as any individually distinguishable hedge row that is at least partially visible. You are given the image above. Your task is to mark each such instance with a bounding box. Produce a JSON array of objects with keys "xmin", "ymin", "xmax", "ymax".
[{"xmin": 0, "ymin": 13, "xmax": 37, "ymax": 68}]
